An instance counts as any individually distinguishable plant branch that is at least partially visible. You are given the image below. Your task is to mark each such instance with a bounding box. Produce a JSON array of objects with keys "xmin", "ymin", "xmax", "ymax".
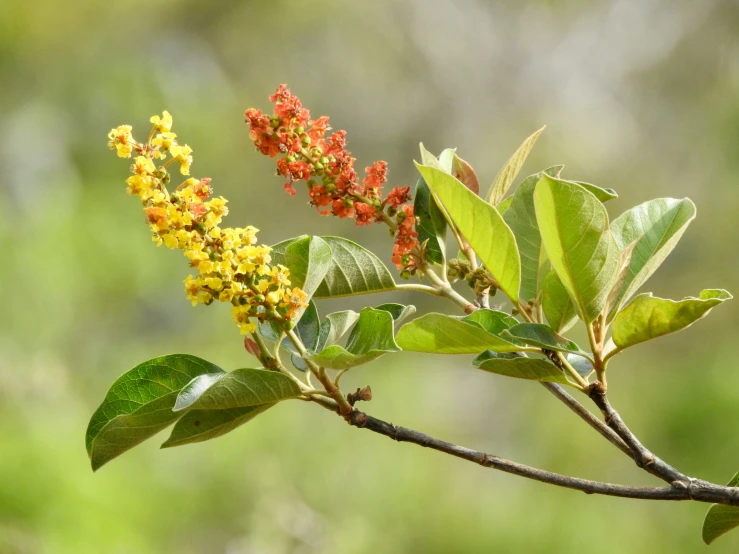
[
  {"xmin": 345, "ymin": 409, "xmax": 739, "ymax": 505},
  {"xmin": 286, "ymin": 329, "xmax": 354, "ymax": 416},
  {"xmin": 587, "ymin": 385, "xmax": 686, "ymax": 483},
  {"xmin": 540, "ymin": 382, "xmax": 631, "ymax": 456},
  {"xmin": 424, "ymin": 267, "xmax": 477, "ymax": 313}
]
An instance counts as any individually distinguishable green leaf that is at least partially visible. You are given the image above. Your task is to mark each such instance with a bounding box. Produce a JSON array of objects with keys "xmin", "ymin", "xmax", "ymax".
[
  {"xmin": 609, "ymin": 198, "xmax": 696, "ymax": 315},
  {"xmin": 161, "ymin": 404, "xmax": 274, "ymax": 448},
  {"xmin": 501, "ymin": 323, "xmax": 582, "ymax": 355},
  {"xmin": 272, "ymin": 236, "xmax": 331, "ymax": 301},
  {"xmin": 172, "ymin": 373, "xmax": 226, "ymax": 412},
  {"xmin": 85, "ymin": 354, "xmax": 224, "ymax": 471},
  {"xmin": 173, "ymin": 367, "xmax": 302, "ymax": 411},
  {"xmin": 487, "ymin": 126, "xmax": 546, "ymax": 206},
  {"xmin": 567, "ymin": 353, "xmax": 593, "ymax": 377},
  {"xmin": 419, "ymin": 145, "xmax": 456, "ymax": 173},
  {"xmin": 414, "ymin": 178, "xmax": 447, "ymax": 265},
  {"xmin": 288, "ymin": 301, "xmax": 321, "ymax": 371},
  {"xmin": 438, "ymin": 148, "xmax": 456, "ymax": 173},
  {"xmin": 462, "ymin": 309, "xmax": 519, "ymax": 335},
  {"xmin": 702, "ymin": 472, "xmax": 739, "ymax": 545},
  {"xmin": 611, "ymin": 290, "xmax": 732, "ymax": 350},
  {"xmin": 315, "ymin": 237, "xmax": 396, "ymax": 298},
  {"xmin": 306, "ymin": 307, "xmax": 401, "ymax": 370},
  {"xmin": 316, "ymin": 310, "xmax": 360, "ymax": 352},
  {"xmin": 473, "ymin": 351, "xmax": 571, "ymax": 385},
  {"xmin": 497, "ymin": 196, "xmax": 513, "ymax": 216},
  {"xmin": 416, "ymin": 163, "xmax": 521, "ymax": 303},
  {"xmin": 375, "ymin": 303, "xmax": 417, "ymax": 324},
  {"xmin": 291, "ymin": 300, "xmax": 321, "ymax": 351},
  {"xmin": 576, "ymin": 181, "xmax": 618, "ymax": 203},
  {"xmin": 503, "ymin": 165, "xmax": 564, "ymax": 302},
  {"xmin": 396, "ymin": 312, "xmax": 521, "ymax": 354},
  {"xmin": 541, "ymin": 270, "xmax": 577, "ymax": 333},
  {"xmin": 534, "ymin": 175, "xmax": 620, "ymax": 322}
]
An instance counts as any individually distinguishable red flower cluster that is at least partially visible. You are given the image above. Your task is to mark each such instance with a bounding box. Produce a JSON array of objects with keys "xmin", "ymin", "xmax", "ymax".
[{"xmin": 245, "ymin": 85, "xmax": 419, "ymax": 269}]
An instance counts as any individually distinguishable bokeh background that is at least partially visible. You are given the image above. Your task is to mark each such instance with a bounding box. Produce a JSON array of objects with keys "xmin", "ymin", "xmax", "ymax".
[{"xmin": 3, "ymin": 0, "xmax": 739, "ymax": 552}]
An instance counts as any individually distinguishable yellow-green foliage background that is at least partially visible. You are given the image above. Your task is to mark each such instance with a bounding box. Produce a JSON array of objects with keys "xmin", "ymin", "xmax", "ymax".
[{"xmin": 3, "ymin": 1, "xmax": 739, "ymax": 552}]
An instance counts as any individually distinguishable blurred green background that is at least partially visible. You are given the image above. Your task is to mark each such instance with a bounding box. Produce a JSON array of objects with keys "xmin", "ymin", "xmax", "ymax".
[{"xmin": 3, "ymin": 0, "xmax": 739, "ymax": 552}]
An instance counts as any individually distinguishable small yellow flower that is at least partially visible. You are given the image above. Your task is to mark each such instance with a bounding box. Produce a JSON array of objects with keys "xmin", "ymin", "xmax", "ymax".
[
  {"xmin": 232, "ymin": 305, "xmax": 257, "ymax": 335},
  {"xmin": 152, "ymin": 131, "xmax": 177, "ymax": 158},
  {"xmin": 170, "ymin": 144, "xmax": 193, "ymax": 175},
  {"xmin": 107, "ymin": 125, "xmax": 135, "ymax": 158},
  {"xmin": 270, "ymin": 265, "xmax": 291, "ymax": 287},
  {"xmin": 218, "ymin": 287, "xmax": 235, "ymax": 302},
  {"xmin": 162, "ymin": 234, "xmax": 178, "ymax": 249},
  {"xmin": 132, "ymin": 155, "xmax": 156, "ymax": 176},
  {"xmin": 150, "ymin": 111, "xmax": 173, "ymax": 133},
  {"xmin": 266, "ymin": 290, "xmax": 282, "ymax": 306},
  {"xmin": 255, "ymin": 279, "xmax": 270, "ymax": 293},
  {"xmin": 125, "ymin": 174, "xmax": 153, "ymax": 198},
  {"xmin": 204, "ymin": 276, "xmax": 223, "ymax": 290}
]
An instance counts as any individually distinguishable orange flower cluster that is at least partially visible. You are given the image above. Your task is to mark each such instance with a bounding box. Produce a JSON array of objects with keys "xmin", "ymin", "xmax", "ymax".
[{"xmin": 245, "ymin": 85, "xmax": 419, "ymax": 269}]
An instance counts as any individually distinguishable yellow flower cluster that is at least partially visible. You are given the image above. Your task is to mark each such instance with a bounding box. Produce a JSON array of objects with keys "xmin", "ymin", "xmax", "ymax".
[{"xmin": 107, "ymin": 111, "xmax": 308, "ymax": 335}]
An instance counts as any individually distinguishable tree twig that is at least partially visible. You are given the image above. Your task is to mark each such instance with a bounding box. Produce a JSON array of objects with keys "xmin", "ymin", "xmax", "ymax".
[
  {"xmin": 346, "ymin": 409, "xmax": 739, "ymax": 505},
  {"xmin": 540, "ymin": 383, "xmax": 631, "ymax": 457},
  {"xmin": 587, "ymin": 384, "xmax": 686, "ymax": 483}
]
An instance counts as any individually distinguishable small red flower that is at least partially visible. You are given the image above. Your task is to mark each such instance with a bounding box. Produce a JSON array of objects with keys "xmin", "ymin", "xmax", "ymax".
[
  {"xmin": 190, "ymin": 202, "xmax": 207, "ymax": 220},
  {"xmin": 385, "ymin": 186, "xmax": 411, "ymax": 208},
  {"xmin": 245, "ymin": 85, "xmax": 422, "ymax": 270},
  {"xmin": 332, "ymin": 198, "xmax": 354, "ymax": 219},
  {"xmin": 362, "ymin": 161, "xmax": 387, "ymax": 196},
  {"xmin": 192, "ymin": 178, "xmax": 211, "ymax": 201},
  {"xmin": 354, "ymin": 202, "xmax": 376, "ymax": 226}
]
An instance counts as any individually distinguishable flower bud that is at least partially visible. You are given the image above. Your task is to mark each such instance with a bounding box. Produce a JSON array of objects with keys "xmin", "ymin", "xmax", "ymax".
[{"xmin": 244, "ymin": 338, "xmax": 260, "ymax": 356}]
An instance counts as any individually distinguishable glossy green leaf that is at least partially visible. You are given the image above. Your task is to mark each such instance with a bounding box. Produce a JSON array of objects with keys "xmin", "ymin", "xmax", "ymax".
[
  {"xmin": 172, "ymin": 373, "xmax": 226, "ymax": 412},
  {"xmin": 473, "ymin": 351, "xmax": 571, "ymax": 385},
  {"xmin": 612, "ymin": 289, "xmax": 732, "ymax": 350},
  {"xmin": 438, "ymin": 148, "xmax": 456, "ymax": 172},
  {"xmin": 702, "ymin": 472, "xmax": 739, "ymax": 545},
  {"xmin": 306, "ymin": 307, "xmax": 401, "ymax": 370},
  {"xmin": 609, "ymin": 198, "xmax": 696, "ymax": 315},
  {"xmin": 416, "ymin": 163, "xmax": 521, "ymax": 303},
  {"xmin": 497, "ymin": 196, "xmax": 513, "ymax": 216},
  {"xmin": 603, "ymin": 240, "xmax": 638, "ymax": 321},
  {"xmin": 292, "ymin": 300, "xmax": 321, "ymax": 350},
  {"xmin": 173, "ymin": 368, "xmax": 302, "ymax": 412},
  {"xmin": 534, "ymin": 175, "xmax": 620, "ymax": 322},
  {"xmin": 567, "ymin": 353, "xmax": 593, "ymax": 377},
  {"xmin": 316, "ymin": 310, "xmax": 360, "ymax": 352},
  {"xmin": 161, "ymin": 404, "xmax": 275, "ymax": 448},
  {"xmin": 541, "ymin": 270, "xmax": 577, "ymax": 333},
  {"xmin": 502, "ymin": 323, "xmax": 582, "ymax": 355},
  {"xmin": 487, "ymin": 126, "xmax": 546, "ymax": 206},
  {"xmin": 271, "ymin": 236, "xmax": 331, "ymax": 302},
  {"xmin": 396, "ymin": 312, "xmax": 521, "ymax": 354},
  {"xmin": 375, "ymin": 303, "xmax": 417, "ymax": 324},
  {"xmin": 315, "ymin": 237, "xmax": 396, "ymax": 298},
  {"xmin": 576, "ymin": 181, "xmax": 618, "ymax": 203},
  {"xmin": 271, "ymin": 236, "xmax": 395, "ymax": 298},
  {"xmin": 419, "ymin": 145, "xmax": 455, "ymax": 172},
  {"xmin": 414, "ymin": 178, "xmax": 447, "ymax": 265},
  {"xmin": 86, "ymin": 354, "xmax": 224, "ymax": 470},
  {"xmin": 503, "ymin": 165, "xmax": 564, "ymax": 302},
  {"xmin": 462, "ymin": 309, "xmax": 519, "ymax": 335}
]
